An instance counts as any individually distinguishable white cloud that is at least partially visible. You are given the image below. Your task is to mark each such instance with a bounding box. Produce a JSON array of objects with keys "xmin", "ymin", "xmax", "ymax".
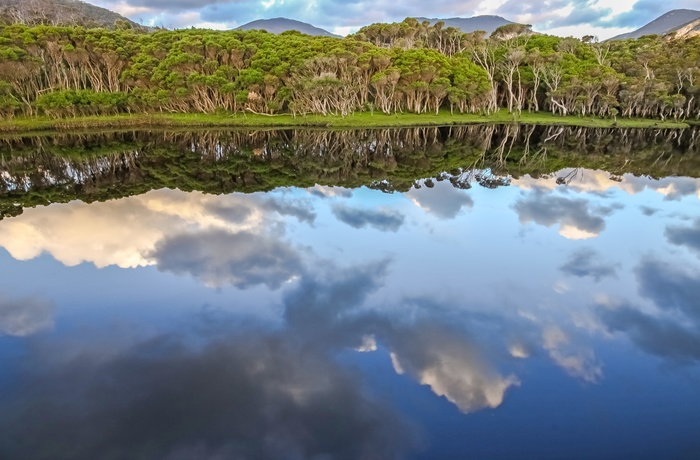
[
  {"xmin": 542, "ymin": 326, "xmax": 603, "ymax": 382},
  {"xmin": 0, "ymin": 189, "xmax": 300, "ymax": 269},
  {"xmin": 387, "ymin": 324, "xmax": 519, "ymax": 413}
]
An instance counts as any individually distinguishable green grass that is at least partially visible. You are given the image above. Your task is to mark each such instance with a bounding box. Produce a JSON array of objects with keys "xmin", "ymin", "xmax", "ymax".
[{"xmin": 0, "ymin": 110, "xmax": 689, "ymax": 134}]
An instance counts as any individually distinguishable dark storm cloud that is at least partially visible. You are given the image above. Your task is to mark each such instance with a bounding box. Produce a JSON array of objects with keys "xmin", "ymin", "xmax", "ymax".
[
  {"xmin": 513, "ymin": 190, "xmax": 611, "ymax": 236},
  {"xmin": 598, "ymin": 258, "xmax": 700, "ymax": 362},
  {"xmin": 665, "ymin": 219, "xmax": 700, "ymax": 257},
  {"xmin": 560, "ymin": 248, "xmax": 618, "ymax": 281},
  {"xmin": 332, "ymin": 204, "xmax": 405, "ymax": 232},
  {"xmin": 0, "ymin": 331, "xmax": 415, "ymax": 460},
  {"xmin": 149, "ymin": 229, "xmax": 303, "ymax": 289},
  {"xmin": 0, "ymin": 295, "xmax": 53, "ymax": 337}
]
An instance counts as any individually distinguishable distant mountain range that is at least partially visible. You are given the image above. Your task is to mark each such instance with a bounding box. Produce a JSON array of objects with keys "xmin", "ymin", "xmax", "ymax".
[
  {"xmin": 1, "ymin": 0, "xmax": 698, "ymax": 42},
  {"xmin": 235, "ymin": 15, "xmax": 514, "ymax": 37},
  {"xmin": 609, "ymin": 9, "xmax": 700, "ymax": 40},
  {"xmin": 0, "ymin": 0, "xmax": 142, "ymax": 29},
  {"xmin": 236, "ymin": 18, "xmax": 340, "ymax": 37},
  {"xmin": 416, "ymin": 16, "xmax": 514, "ymax": 34}
]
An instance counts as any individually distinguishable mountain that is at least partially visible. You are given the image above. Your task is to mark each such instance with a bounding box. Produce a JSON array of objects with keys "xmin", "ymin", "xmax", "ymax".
[
  {"xmin": 415, "ymin": 16, "xmax": 514, "ymax": 34},
  {"xmin": 609, "ymin": 9, "xmax": 700, "ymax": 40},
  {"xmin": 236, "ymin": 18, "xmax": 339, "ymax": 37},
  {"xmin": 0, "ymin": 0, "xmax": 142, "ymax": 29},
  {"xmin": 666, "ymin": 17, "xmax": 700, "ymax": 40}
]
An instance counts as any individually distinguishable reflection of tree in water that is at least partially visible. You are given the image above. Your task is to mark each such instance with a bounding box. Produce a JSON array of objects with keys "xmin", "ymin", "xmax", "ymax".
[{"xmin": 0, "ymin": 125, "xmax": 698, "ymax": 218}]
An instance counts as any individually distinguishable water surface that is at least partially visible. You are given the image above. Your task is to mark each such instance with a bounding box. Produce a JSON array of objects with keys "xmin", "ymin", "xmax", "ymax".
[{"xmin": 0, "ymin": 126, "xmax": 699, "ymax": 459}]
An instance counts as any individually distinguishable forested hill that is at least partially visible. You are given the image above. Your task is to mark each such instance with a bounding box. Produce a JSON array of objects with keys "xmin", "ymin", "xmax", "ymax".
[
  {"xmin": 0, "ymin": 19, "xmax": 698, "ymax": 123},
  {"xmin": 236, "ymin": 18, "xmax": 339, "ymax": 37},
  {"xmin": 415, "ymin": 16, "xmax": 514, "ymax": 34},
  {"xmin": 0, "ymin": 0, "xmax": 142, "ymax": 29}
]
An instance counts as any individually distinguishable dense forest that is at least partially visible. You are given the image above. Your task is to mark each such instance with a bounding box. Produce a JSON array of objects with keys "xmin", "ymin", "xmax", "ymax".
[
  {"xmin": 1, "ymin": 125, "xmax": 698, "ymax": 219},
  {"xmin": 0, "ymin": 19, "xmax": 699, "ymax": 121}
]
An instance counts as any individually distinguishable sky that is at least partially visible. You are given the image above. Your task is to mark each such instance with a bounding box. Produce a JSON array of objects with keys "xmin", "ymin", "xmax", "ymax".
[
  {"xmin": 1, "ymin": 167, "xmax": 700, "ymax": 458},
  {"xmin": 1, "ymin": 129, "xmax": 700, "ymax": 458},
  {"xmin": 91, "ymin": 0, "xmax": 700, "ymax": 39}
]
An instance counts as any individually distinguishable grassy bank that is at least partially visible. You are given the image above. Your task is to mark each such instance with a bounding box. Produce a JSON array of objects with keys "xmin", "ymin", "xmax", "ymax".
[{"xmin": 0, "ymin": 110, "xmax": 690, "ymax": 134}]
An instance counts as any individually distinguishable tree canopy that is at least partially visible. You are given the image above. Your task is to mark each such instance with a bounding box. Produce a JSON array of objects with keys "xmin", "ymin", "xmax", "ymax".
[{"xmin": 0, "ymin": 20, "xmax": 698, "ymax": 121}]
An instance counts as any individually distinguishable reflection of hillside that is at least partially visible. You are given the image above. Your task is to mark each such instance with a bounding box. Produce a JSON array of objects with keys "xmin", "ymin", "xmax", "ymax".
[{"xmin": 1, "ymin": 126, "xmax": 698, "ymax": 218}]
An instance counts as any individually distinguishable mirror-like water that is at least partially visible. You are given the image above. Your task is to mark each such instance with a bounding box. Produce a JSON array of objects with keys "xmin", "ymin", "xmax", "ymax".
[{"xmin": 1, "ymin": 126, "xmax": 699, "ymax": 459}]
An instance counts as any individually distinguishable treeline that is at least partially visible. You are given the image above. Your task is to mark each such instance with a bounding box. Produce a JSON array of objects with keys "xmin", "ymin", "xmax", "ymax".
[
  {"xmin": 0, "ymin": 20, "xmax": 699, "ymax": 121},
  {"xmin": 2, "ymin": 125, "xmax": 699, "ymax": 220}
]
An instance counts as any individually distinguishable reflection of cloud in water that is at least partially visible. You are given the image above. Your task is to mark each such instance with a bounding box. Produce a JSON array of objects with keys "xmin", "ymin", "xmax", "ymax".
[
  {"xmin": 514, "ymin": 169, "xmax": 700, "ymax": 200},
  {"xmin": 0, "ymin": 295, "xmax": 53, "ymax": 337},
  {"xmin": 560, "ymin": 248, "xmax": 618, "ymax": 282},
  {"xmin": 406, "ymin": 181, "xmax": 473, "ymax": 219},
  {"xmin": 513, "ymin": 190, "xmax": 613, "ymax": 240},
  {"xmin": 0, "ymin": 330, "xmax": 415, "ymax": 460},
  {"xmin": 386, "ymin": 322, "xmax": 519, "ymax": 413},
  {"xmin": 598, "ymin": 258, "xmax": 700, "ymax": 363},
  {"xmin": 283, "ymin": 263, "xmax": 519, "ymax": 414},
  {"xmin": 149, "ymin": 229, "xmax": 303, "ymax": 289},
  {"xmin": 665, "ymin": 219, "xmax": 700, "ymax": 257},
  {"xmin": 332, "ymin": 204, "xmax": 404, "ymax": 232},
  {"xmin": 307, "ymin": 185, "xmax": 353, "ymax": 199},
  {"xmin": 0, "ymin": 189, "xmax": 313, "ymax": 270},
  {"xmin": 542, "ymin": 326, "xmax": 602, "ymax": 382}
]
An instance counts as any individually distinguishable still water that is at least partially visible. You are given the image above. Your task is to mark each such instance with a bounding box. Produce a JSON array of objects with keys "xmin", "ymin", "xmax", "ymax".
[{"xmin": 0, "ymin": 126, "xmax": 699, "ymax": 459}]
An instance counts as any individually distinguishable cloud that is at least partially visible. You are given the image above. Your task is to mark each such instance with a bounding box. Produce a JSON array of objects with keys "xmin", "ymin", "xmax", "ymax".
[
  {"xmin": 149, "ymin": 229, "xmax": 304, "ymax": 289},
  {"xmin": 0, "ymin": 295, "xmax": 53, "ymax": 337},
  {"xmin": 597, "ymin": 258, "xmax": 700, "ymax": 363},
  {"xmin": 0, "ymin": 331, "xmax": 415, "ymax": 460},
  {"xmin": 260, "ymin": 196, "xmax": 317, "ymax": 224},
  {"xmin": 283, "ymin": 260, "xmax": 391, "ymax": 340},
  {"xmin": 560, "ymin": 248, "xmax": 618, "ymax": 281},
  {"xmin": 307, "ymin": 185, "xmax": 352, "ymax": 199},
  {"xmin": 282, "ymin": 263, "xmax": 519, "ymax": 414},
  {"xmin": 0, "ymin": 189, "xmax": 311, "ymax": 272},
  {"xmin": 542, "ymin": 326, "xmax": 603, "ymax": 382},
  {"xmin": 332, "ymin": 204, "xmax": 405, "ymax": 232},
  {"xmin": 406, "ymin": 181, "xmax": 473, "ymax": 220},
  {"xmin": 91, "ymin": 0, "xmax": 696, "ymax": 39},
  {"xmin": 636, "ymin": 258, "xmax": 700, "ymax": 322},
  {"xmin": 386, "ymin": 322, "xmax": 520, "ymax": 413},
  {"xmin": 666, "ymin": 219, "xmax": 700, "ymax": 257},
  {"xmin": 513, "ymin": 190, "xmax": 613, "ymax": 239},
  {"xmin": 600, "ymin": 305, "xmax": 700, "ymax": 362},
  {"xmin": 514, "ymin": 170, "xmax": 700, "ymax": 200}
]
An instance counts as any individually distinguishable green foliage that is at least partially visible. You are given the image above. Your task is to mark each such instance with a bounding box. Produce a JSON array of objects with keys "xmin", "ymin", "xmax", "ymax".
[
  {"xmin": 1, "ymin": 125, "xmax": 698, "ymax": 219},
  {"xmin": 0, "ymin": 23, "xmax": 698, "ymax": 122}
]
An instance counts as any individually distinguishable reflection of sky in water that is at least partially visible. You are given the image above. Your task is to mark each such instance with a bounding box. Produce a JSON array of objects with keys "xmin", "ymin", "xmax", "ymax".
[{"xmin": 0, "ymin": 169, "xmax": 699, "ymax": 459}]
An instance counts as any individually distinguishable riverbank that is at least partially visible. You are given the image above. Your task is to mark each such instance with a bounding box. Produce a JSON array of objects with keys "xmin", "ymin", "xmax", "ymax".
[{"xmin": 0, "ymin": 110, "xmax": 690, "ymax": 133}]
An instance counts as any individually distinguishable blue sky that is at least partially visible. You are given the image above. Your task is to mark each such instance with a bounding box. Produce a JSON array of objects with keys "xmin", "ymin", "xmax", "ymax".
[
  {"xmin": 92, "ymin": 0, "xmax": 699, "ymax": 39},
  {"xmin": 1, "ymin": 169, "xmax": 700, "ymax": 458}
]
